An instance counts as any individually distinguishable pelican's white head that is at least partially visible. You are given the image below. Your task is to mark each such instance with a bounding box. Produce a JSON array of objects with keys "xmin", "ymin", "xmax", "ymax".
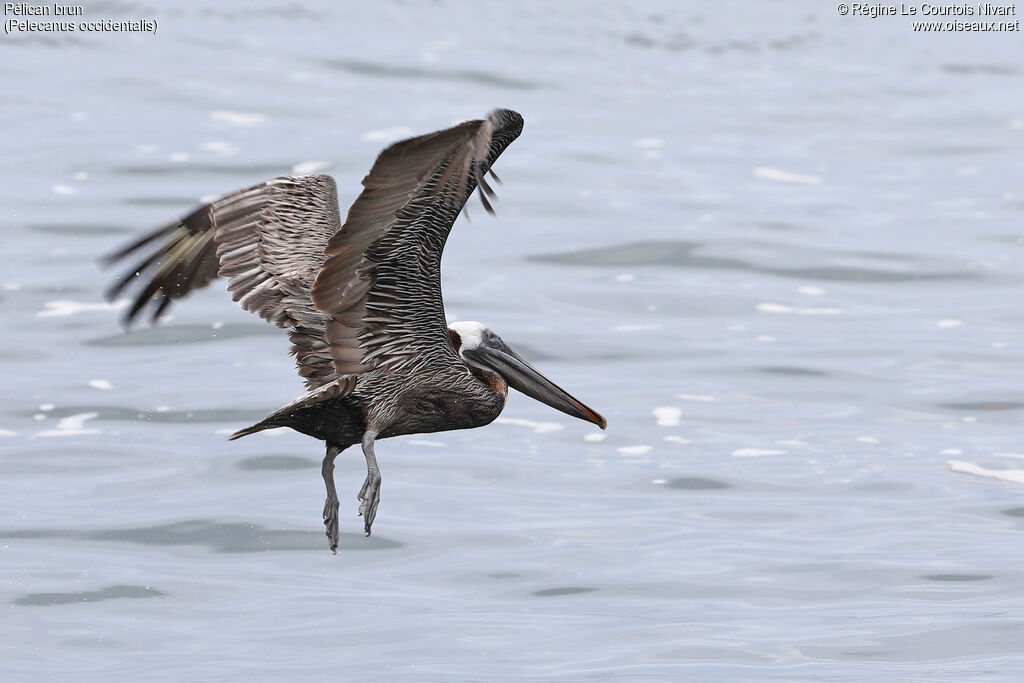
[{"xmin": 447, "ymin": 320, "xmax": 490, "ymax": 357}]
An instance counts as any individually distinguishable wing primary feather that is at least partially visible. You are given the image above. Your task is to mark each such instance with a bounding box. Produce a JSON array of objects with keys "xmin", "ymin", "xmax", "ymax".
[
  {"xmin": 151, "ymin": 292, "xmax": 173, "ymax": 323},
  {"xmin": 99, "ymin": 220, "xmax": 184, "ymax": 267},
  {"xmin": 117, "ymin": 237, "xmax": 197, "ymax": 322},
  {"xmin": 105, "ymin": 228, "xmax": 185, "ymax": 303}
]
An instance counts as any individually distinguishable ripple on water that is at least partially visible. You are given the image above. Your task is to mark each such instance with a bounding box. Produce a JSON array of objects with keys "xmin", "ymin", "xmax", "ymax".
[
  {"xmin": 941, "ymin": 62, "xmax": 1021, "ymax": 76},
  {"xmin": 29, "ymin": 222, "xmax": 130, "ymax": 236},
  {"xmin": 921, "ymin": 574, "xmax": 993, "ymax": 582},
  {"xmin": 236, "ymin": 455, "xmax": 318, "ymax": 471},
  {"xmin": 799, "ymin": 621, "xmax": 1024, "ymax": 663},
  {"xmin": 756, "ymin": 366, "xmax": 829, "ymax": 377},
  {"xmin": 85, "ymin": 323, "xmax": 277, "ymax": 346},
  {"xmin": 940, "ymin": 401, "xmax": 1024, "ymax": 412},
  {"xmin": 13, "ymin": 585, "xmax": 166, "ymax": 607},
  {"xmin": 661, "ymin": 477, "xmax": 731, "ymax": 490},
  {"xmin": 16, "ymin": 405, "xmax": 266, "ymax": 426},
  {"xmin": 530, "ymin": 240, "xmax": 977, "ymax": 283},
  {"xmin": 0, "ymin": 520, "xmax": 401, "ymax": 553},
  {"xmin": 322, "ymin": 58, "xmax": 540, "ymax": 90},
  {"xmin": 531, "ymin": 587, "xmax": 598, "ymax": 597},
  {"xmin": 111, "ymin": 162, "xmax": 286, "ymax": 177}
]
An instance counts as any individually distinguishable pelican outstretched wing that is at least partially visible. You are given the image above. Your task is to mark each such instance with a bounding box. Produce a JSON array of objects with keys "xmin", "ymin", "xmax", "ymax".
[
  {"xmin": 104, "ymin": 175, "xmax": 342, "ymax": 389},
  {"xmin": 311, "ymin": 108, "xmax": 524, "ymax": 378},
  {"xmin": 104, "ymin": 108, "xmax": 524, "ymax": 389}
]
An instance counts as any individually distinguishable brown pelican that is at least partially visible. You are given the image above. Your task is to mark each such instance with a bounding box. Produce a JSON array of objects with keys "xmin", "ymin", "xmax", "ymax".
[{"xmin": 104, "ymin": 109, "xmax": 606, "ymax": 552}]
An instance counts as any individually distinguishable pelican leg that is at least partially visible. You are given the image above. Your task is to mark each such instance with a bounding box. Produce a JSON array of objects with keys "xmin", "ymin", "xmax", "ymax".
[
  {"xmin": 357, "ymin": 430, "xmax": 381, "ymax": 536},
  {"xmin": 322, "ymin": 444, "xmax": 342, "ymax": 553}
]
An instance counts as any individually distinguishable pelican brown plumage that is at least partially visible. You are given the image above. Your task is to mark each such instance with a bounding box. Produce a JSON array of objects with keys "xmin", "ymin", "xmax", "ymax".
[{"xmin": 104, "ymin": 109, "xmax": 606, "ymax": 552}]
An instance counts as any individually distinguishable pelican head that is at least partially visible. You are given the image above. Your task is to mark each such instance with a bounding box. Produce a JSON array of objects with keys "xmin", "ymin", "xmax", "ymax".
[{"xmin": 449, "ymin": 321, "xmax": 606, "ymax": 430}]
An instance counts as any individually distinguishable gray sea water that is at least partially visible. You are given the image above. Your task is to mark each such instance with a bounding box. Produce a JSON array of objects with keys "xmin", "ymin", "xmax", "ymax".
[{"xmin": 2, "ymin": 1, "xmax": 1024, "ymax": 680}]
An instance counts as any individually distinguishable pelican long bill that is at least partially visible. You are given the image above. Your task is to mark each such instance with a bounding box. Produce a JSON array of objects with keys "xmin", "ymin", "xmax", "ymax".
[{"xmin": 463, "ymin": 338, "xmax": 606, "ymax": 430}]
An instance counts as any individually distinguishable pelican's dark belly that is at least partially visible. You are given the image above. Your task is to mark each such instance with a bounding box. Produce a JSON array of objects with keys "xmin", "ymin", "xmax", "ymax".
[
  {"xmin": 278, "ymin": 396, "xmax": 368, "ymax": 447},
  {"xmin": 377, "ymin": 385, "xmax": 506, "ymax": 439},
  {"xmin": 274, "ymin": 382, "xmax": 505, "ymax": 446}
]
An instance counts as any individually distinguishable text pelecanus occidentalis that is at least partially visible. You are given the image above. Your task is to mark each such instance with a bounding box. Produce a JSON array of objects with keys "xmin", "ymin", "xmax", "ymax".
[{"xmin": 104, "ymin": 108, "xmax": 606, "ymax": 552}]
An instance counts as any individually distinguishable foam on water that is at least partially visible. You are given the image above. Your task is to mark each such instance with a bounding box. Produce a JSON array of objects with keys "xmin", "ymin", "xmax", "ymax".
[
  {"xmin": 948, "ymin": 460, "xmax": 1024, "ymax": 486},
  {"xmin": 610, "ymin": 323, "xmax": 662, "ymax": 332},
  {"xmin": 291, "ymin": 160, "xmax": 331, "ymax": 174},
  {"xmin": 32, "ymin": 412, "xmax": 100, "ymax": 438},
  {"xmin": 754, "ymin": 167, "xmax": 824, "ymax": 185},
  {"xmin": 362, "ymin": 126, "xmax": 414, "ymax": 143},
  {"xmin": 210, "ymin": 110, "xmax": 267, "ymax": 126},
  {"xmin": 493, "ymin": 417, "xmax": 563, "ymax": 433},
  {"xmin": 37, "ymin": 300, "xmax": 128, "ymax": 318},
  {"xmin": 653, "ymin": 406, "xmax": 681, "ymax": 427},
  {"xmin": 199, "ymin": 141, "xmax": 239, "ymax": 156},
  {"xmin": 677, "ymin": 394, "xmax": 716, "ymax": 403},
  {"xmin": 757, "ymin": 302, "xmax": 843, "ymax": 316},
  {"xmin": 732, "ymin": 448, "xmax": 787, "ymax": 458}
]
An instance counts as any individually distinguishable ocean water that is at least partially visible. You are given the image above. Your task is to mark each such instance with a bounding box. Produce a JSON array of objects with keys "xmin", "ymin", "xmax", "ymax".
[{"xmin": 2, "ymin": 1, "xmax": 1024, "ymax": 680}]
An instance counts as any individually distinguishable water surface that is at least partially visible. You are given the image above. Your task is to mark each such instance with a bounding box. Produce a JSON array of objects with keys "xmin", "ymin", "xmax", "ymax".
[{"xmin": 2, "ymin": 1, "xmax": 1024, "ymax": 680}]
